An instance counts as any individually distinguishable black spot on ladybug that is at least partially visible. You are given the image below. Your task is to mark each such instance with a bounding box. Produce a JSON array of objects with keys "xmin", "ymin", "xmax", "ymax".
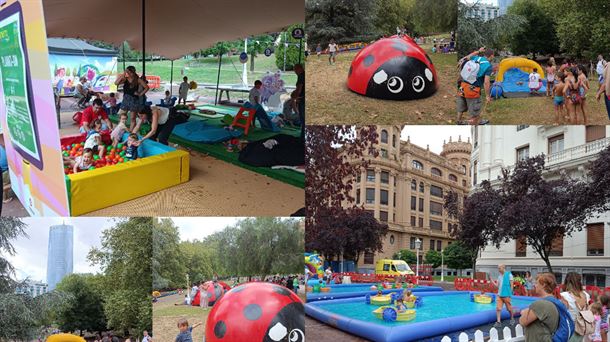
[
  {"xmin": 244, "ymin": 303, "xmax": 262, "ymax": 320},
  {"xmin": 263, "ymin": 302, "xmax": 304, "ymax": 342},
  {"xmin": 214, "ymin": 320, "xmax": 227, "ymax": 338},
  {"xmin": 363, "ymin": 55, "xmax": 375, "ymax": 67},
  {"xmin": 391, "ymin": 39, "xmax": 409, "ymax": 52},
  {"xmin": 273, "ymin": 286, "xmax": 291, "ymax": 297}
]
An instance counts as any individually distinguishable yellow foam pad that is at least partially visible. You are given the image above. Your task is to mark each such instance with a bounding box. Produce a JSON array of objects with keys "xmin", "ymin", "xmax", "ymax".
[
  {"xmin": 47, "ymin": 334, "xmax": 86, "ymax": 342},
  {"xmin": 496, "ymin": 57, "xmax": 545, "ymax": 82},
  {"xmin": 68, "ymin": 150, "xmax": 189, "ymax": 216}
]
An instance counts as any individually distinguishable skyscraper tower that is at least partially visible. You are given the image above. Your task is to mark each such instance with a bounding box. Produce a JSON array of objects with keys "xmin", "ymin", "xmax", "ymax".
[{"xmin": 46, "ymin": 223, "xmax": 73, "ymax": 290}]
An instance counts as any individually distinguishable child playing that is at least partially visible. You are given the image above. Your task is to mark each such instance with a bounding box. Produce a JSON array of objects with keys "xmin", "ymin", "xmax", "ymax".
[
  {"xmin": 73, "ymin": 148, "xmax": 94, "ymax": 173},
  {"xmin": 590, "ymin": 302, "xmax": 604, "ymax": 342},
  {"xmin": 577, "ymin": 65, "xmax": 590, "ymax": 124},
  {"xmin": 163, "ymin": 90, "xmax": 172, "ymax": 105},
  {"xmin": 111, "ymin": 113, "xmax": 129, "ymax": 148},
  {"xmin": 375, "ymin": 290, "xmax": 383, "ymax": 297},
  {"xmin": 553, "ymin": 71, "xmax": 566, "ymax": 124},
  {"xmin": 125, "ymin": 133, "xmax": 139, "ymax": 160},
  {"xmin": 564, "ymin": 67, "xmax": 580, "ymax": 124},
  {"xmin": 599, "ymin": 295, "xmax": 608, "ymax": 342},
  {"xmin": 395, "ymin": 298, "xmax": 407, "ymax": 313},
  {"xmin": 105, "ymin": 93, "xmax": 118, "ymax": 115},
  {"xmin": 175, "ymin": 318, "xmax": 202, "ymax": 342},
  {"xmin": 179, "ymin": 76, "xmax": 189, "ymax": 105},
  {"xmin": 528, "ymin": 68, "xmax": 542, "ymax": 94},
  {"xmin": 282, "ymin": 91, "xmax": 300, "ymax": 125},
  {"xmin": 84, "ymin": 119, "xmax": 105, "ymax": 159}
]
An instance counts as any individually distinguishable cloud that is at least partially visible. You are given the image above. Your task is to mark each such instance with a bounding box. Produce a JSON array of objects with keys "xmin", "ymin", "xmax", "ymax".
[{"xmin": 161, "ymin": 217, "xmax": 241, "ymax": 242}]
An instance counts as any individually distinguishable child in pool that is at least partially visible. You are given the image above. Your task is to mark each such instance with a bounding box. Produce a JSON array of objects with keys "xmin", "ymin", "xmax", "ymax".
[
  {"xmin": 375, "ymin": 290, "xmax": 383, "ymax": 297},
  {"xmin": 589, "ymin": 302, "xmax": 603, "ymax": 342},
  {"xmin": 73, "ymin": 148, "xmax": 94, "ymax": 173},
  {"xmin": 395, "ymin": 298, "xmax": 407, "ymax": 313},
  {"xmin": 403, "ymin": 290, "xmax": 415, "ymax": 303},
  {"xmin": 84, "ymin": 119, "xmax": 105, "ymax": 159},
  {"xmin": 553, "ymin": 71, "xmax": 566, "ymax": 124},
  {"xmin": 111, "ymin": 113, "xmax": 128, "ymax": 148},
  {"xmin": 125, "ymin": 133, "xmax": 139, "ymax": 160}
]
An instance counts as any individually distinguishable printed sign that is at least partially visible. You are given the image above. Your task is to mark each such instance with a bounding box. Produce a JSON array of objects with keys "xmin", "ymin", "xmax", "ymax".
[
  {"xmin": 291, "ymin": 27, "xmax": 304, "ymax": 39},
  {"xmin": 264, "ymin": 48, "xmax": 272, "ymax": 57},
  {"xmin": 239, "ymin": 52, "xmax": 248, "ymax": 64}
]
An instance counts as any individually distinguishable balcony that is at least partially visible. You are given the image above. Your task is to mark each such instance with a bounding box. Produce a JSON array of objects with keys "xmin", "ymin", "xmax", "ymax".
[{"xmin": 547, "ymin": 137, "xmax": 610, "ymax": 165}]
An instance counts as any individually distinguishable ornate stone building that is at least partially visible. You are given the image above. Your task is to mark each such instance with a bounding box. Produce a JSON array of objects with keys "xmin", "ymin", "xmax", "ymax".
[{"xmin": 348, "ymin": 126, "xmax": 472, "ymax": 270}]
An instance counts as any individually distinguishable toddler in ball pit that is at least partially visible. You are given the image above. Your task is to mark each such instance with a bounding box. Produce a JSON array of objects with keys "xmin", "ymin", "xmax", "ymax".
[
  {"xmin": 125, "ymin": 133, "xmax": 139, "ymax": 160},
  {"xmin": 110, "ymin": 113, "xmax": 129, "ymax": 148},
  {"xmin": 84, "ymin": 119, "xmax": 105, "ymax": 159},
  {"xmin": 73, "ymin": 148, "xmax": 94, "ymax": 173}
]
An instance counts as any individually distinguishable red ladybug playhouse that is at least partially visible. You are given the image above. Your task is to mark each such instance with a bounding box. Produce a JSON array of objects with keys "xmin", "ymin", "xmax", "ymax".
[
  {"xmin": 205, "ymin": 282, "xmax": 304, "ymax": 342},
  {"xmin": 347, "ymin": 35, "xmax": 438, "ymax": 101},
  {"xmin": 191, "ymin": 281, "xmax": 231, "ymax": 306}
]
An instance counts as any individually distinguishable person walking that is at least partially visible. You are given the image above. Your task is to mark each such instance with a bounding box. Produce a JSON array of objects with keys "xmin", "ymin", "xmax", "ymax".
[
  {"xmin": 457, "ymin": 47, "xmax": 493, "ymax": 125},
  {"xmin": 328, "ymin": 39, "xmax": 338, "ymax": 65},
  {"xmin": 493, "ymin": 264, "xmax": 515, "ymax": 327}
]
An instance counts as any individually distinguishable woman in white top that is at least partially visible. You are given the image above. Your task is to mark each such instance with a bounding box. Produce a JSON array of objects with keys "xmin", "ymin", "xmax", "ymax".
[
  {"xmin": 560, "ymin": 272, "xmax": 590, "ymax": 342},
  {"xmin": 132, "ymin": 105, "xmax": 177, "ymax": 145}
]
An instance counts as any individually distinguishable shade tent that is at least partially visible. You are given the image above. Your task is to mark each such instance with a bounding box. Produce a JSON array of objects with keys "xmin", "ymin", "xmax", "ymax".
[
  {"xmin": 43, "ymin": 0, "xmax": 304, "ymax": 60},
  {"xmin": 48, "ymin": 38, "xmax": 117, "ymax": 57}
]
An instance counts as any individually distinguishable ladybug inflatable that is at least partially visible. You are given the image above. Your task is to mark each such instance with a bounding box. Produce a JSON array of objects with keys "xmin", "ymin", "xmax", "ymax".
[
  {"xmin": 193, "ymin": 281, "xmax": 225, "ymax": 307},
  {"xmin": 347, "ymin": 35, "xmax": 438, "ymax": 100},
  {"xmin": 205, "ymin": 282, "xmax": 304, "ymax": 342}
]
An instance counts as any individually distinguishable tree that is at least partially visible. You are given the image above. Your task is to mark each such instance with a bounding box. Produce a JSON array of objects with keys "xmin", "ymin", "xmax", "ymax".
[
  {"xmin": 339, "ymin": 209, "xmax": 388, "ymax": 265},
  {"xmin": 275, "ymin": 24, "xmax": 306, "ymax": 71},
  {"xmin": 392, "ymin": 249, "xmax": 417, "ymax": 265},
  {"xmin": 444, "ymin": 241, "xmax": 475, "ymax": 275},
  {"xmin": 0, "ymin": 218, "xmax": 27, "ymax": 293},
  {"xmin": 305, "ymin": 0, "xmax": 378, "ymax": 45},
  {"xmin": 374, "ymin": 0, "xmax": 414, "ymax": 35},
  {"xmin": 54, "ymin": 274, "xmax": 106, "ymax": 334},
  {"xmin": 88, "ymin": 218, "xmax": 152, "ymax": 336},
  {"xmin": 153, "ymin": 218, "xmax": 185, "ymax": 290},
  {"xmin": 507, "ymin": 0, "xmax": 559, "ymax": 58},
  {"xmin": 585, "ymin": 145, "xmax": 610, "ymax": 212},
  {"xmin": 424, "ymin": 250, "xmax": 442, "ymax": 268},
  {"xmin": 242, "ymin": 35, "xmax": 275, "ymax": 72},
  {"xmin": 412, "ymin": 0, "xmax": 457, "ymax": 34}
]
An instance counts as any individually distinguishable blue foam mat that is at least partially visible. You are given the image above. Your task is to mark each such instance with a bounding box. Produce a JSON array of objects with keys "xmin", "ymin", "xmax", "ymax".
[{"xmin": 172, "ymin": 120, "xmax": 242, "ymax": 143}]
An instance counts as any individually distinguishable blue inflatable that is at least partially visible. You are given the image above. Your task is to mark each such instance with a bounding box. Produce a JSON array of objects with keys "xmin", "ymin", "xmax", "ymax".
[
  {"xmin": 490, "ymin": 82, "xmax": 504, "ymax": 98},
  {"xmin": 502, "ymin": 68, "xmax": 546, "ymax": 94}
]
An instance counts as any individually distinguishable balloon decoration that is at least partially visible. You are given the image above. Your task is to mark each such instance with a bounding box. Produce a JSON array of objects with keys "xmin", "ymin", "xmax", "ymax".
[
  {"xmin": 347, "ymin": 35, "xmax": 438, "ymax": 100},
  {"xmin": 260, "ymin": 72, "xmax": 286, "ymax": 104},
  {"xmin": 205, "ymin": 282, "xmax": 304, "ymax": 342}
]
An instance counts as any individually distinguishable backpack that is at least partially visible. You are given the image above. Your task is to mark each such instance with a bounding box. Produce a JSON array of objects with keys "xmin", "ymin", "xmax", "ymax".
[
  {"xmin": 543, "ymin": 296, "xmax": 575, "ymax": 342},
  {"xmin": 460, "ymin": 59, "xmax": 481, "ymax": 84},
  {"xmin": 573, "ymin": 295, "xmax": 595, "ymax": 336}
]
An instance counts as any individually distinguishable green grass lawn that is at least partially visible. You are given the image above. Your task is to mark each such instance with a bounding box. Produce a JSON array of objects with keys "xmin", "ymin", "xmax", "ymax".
[
  {"xmin": 124, "ymin": 54, "xmax": 297, "ymax": 87},
  {"xmin": 154, "ymin": 293, "xmax": 209, "ymax": 342}
]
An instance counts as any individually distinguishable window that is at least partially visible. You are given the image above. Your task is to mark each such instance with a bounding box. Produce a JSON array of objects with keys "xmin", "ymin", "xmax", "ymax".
[
  {"xmin": 411, "ymin": 216, "xmax": 416, "ymax": 226},
  {"xmin": 462, "ymin": 180, "xmax": 466, "ymax": 187},
  {"xmin": 356, "ymin": 172, "xmax": 361, "ymax": 183},
  {"xmin": 587, "ymin": 223, "xmax": 604, "ymax": 256},
  {"xmin": 430, "ymin": 185, "xmax": 443, "ymax": 198},
  {"xmin": 516, "ymin": 235, "xmax": 526, "ymax": 257},
  {"xmin": 430, "ymin": 220, "xmax": 442, "ymax": 230},
  {"xmin": 449, "ymin": 174, "xmax": 458, "ymax": 182},
  {"xmin": 393, "ymin": 193, "xmax": 396, "ymax": 207},
  {"xmin": 380, "ymin": 211, "xmax": 388, "ymax": 222},
  {"xmin": 473, "ymin": 161, "xmax": 478, "ymax": 185},
  {"xmin": 437, "ymin": 240, "xmax": 442, "ymax": 251},
  {"xmin": 516, "ymin": 145, "xmax": 530, "ymax": 162},
  {"xmin": 419, "ymin": 198, "xmax": 424, "ymax": 212},
  {"xmin": 430, "ymin": 201, "xmax": 443, "ymax": 216},
  {"xmin": 367, "ymin": 169, "xmax": 375, "ymax": 182},
  {"xmin": 461, "ymin": 165, "xmax": 467, "ymax": 174},
  {"xmin": 381, "ymin": 130, "xmax": 388, "ymax": 143},
  {"xmin": 381, "ymin": 149, "xmax": 388, "ymax": 158},
  {"xmin": 380, "ymin": 190, "xmax": 388, "ymax": 205},
  {"xmin": 473, "ymin": 128, "xmax": 478, "ymax": 148},
  {"xmin": 381, "ymin": 171, "xmax": 389, "ymax": 184},
  {"xmin": 411, "ymin": 196, "xmax": 416, "ymax": 210},
  {"xmin": 549, "ymin": 232, "xmax": 564, "ymax": 256},
  {"xmin": 410, "ymin": 237, "xmax": 416, "ymax": 249},
  {"xmin": 392, "ymin": 134, "xmax": 396, "ymax": 147},
  {"xmin": 366, "ymin": 188, "xmax": 375, "ymax": 204},
  {"xmin": 393, "ymin": 176, "xmax": 396, "ymax": 187},
  {"xmin": 431, "ymin": 168, "xmax": 442, "ymax": 177},
  {"xmin": 585, "ymin": 126, "xmax": 606, "ymax": 143},
  {"xmin": 356, "ymin": 189, "xmax": 361, "ymax": 203},
  {"xmin": 583, "ymin": 274, "xmax": 607, "ymax": 288},
  {"xmin": 390, "ymin": 235, "xmax": 395, "ymax": 244},
  {"xmin": 516, "ymin": 125, "xmax": 529, "ymax": 131},
  {"xmin": 411, "ymin": 179, "xmax": 417, "ymax": 190},
  {"xmin": 364, "ymin": 251, "xmax": 374, "ymax": 264},
  {"xmin": 430, "ymin": 239, "xmax": 435, "ymax": 250},
  {"xmin": 419, "ymin": 182, "xmax": 424, "ymax": 193},
  {"xmin": 412, "ymin": 160, "xmax": 423, "ymax": 170},
  {"xmin": 418, "ymin": 217, "xmax": 423, "ymax": 227},
  {"xmin": 548, "ymin": 134, "xmax": 564, "ymax": 155}
]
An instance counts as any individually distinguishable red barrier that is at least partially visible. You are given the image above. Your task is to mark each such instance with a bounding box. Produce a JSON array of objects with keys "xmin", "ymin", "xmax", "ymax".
[{"xmin": 145, "ymin": 75, "xmax": 161, "ymax": 89}]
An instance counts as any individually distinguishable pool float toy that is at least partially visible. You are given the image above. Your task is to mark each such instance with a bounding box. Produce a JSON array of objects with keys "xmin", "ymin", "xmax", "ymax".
[
  {"xmin": 470, "ymin": 292, "xmax": 495, "ymax": 304},
  {"xmin": 320, "ymin": 287, "xmax": 331, "ymax": 293},
  {"xmin": 47, "ymin": 334, "xmax": 86, "ymax": 342},
  {"xmin": 373, "ymin": 307, "xmax": 417, "ymax": 322},
  {"xmin": 366, "ymin": 293, "xmax": 393, "ymax": 306},
  {"xmin": 305, "ymin": 253, "xmax": 324, "ymax": 280},
  {"xmin": 205, "ymin": 282, "xmax": 304, "ymax": 342},
  {"xmin": 347, "ymin": 35, "xmax": 438, "ymax": 100}
]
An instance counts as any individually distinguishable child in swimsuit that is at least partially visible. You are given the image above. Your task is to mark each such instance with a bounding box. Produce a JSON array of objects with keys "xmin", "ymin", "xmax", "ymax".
[
  {"xmin": 553, "ymin": 71, "xmax": 565, "ymax": 124},
  {"xmin": 395, "ymin": 299, "xmax": 407, "ymax": 313}
]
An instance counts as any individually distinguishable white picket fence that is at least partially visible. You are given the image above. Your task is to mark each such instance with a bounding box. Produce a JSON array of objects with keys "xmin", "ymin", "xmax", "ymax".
[{"xmin": 441, "ymin": 324, "xmax": 525, "ymax": 342}]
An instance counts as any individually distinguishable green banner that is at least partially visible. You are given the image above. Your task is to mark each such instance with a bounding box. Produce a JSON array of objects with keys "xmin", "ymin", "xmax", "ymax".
[{"xmin": 0, "ymin": 11, "xmax": 40, "ymax": 162}]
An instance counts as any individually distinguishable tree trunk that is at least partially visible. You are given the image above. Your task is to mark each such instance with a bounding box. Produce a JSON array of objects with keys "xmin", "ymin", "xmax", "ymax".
[{"xmin": 543, "ymin": 257, "xmax": 553, "ymax": 273}]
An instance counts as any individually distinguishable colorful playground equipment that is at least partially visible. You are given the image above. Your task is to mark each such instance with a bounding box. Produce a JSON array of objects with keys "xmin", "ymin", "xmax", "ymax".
[
  {"xmin": 305, "ymin": 252, "xmax": 324, "ymax": 280},
  {"xmin": 495, "ymin": 57, "xmax": 546, "ymax": 95},
  {"xmin": 205, "ymin": 282, "xmax": 304, "ymax": 342},
  {"xmin": 347, "ymin": 35, "xmax": 438, "ymax": 100},
  {"xmin": 46, "ymin": 334, "xmax": 86, "ymax": 342}
]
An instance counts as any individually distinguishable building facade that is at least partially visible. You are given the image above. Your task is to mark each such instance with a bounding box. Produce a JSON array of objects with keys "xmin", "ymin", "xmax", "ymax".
[
  {"xmin": 348, "ymin": 126, "xmax": 472, "ymax": 271},
  {"xmin": 463, "ymin": 2, "xmax": 500, "ymax": 21},
  {"xmin": 471, "ymin": 125, "xmax": 610, "ymax": 287},
  {"xmin": 15, "ymin": 280, "xmax": 49, "ymax": 297},
  {"xmin": 46, "ymin": 224, "xmax": 74, "ymax": 290}
]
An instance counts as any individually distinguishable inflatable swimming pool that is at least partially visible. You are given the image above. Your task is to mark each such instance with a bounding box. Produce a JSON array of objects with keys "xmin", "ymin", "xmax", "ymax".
[
  {"xmin": 305, "ymin": 291, "xmax": 536, "ymax": 342},
  {"xmin": 306, "ymin": 284, "xmax": 443, "ymax": 302},
  {"xmin": 373, "ymin": 307, "xmax": 416, "ymax": 322}
]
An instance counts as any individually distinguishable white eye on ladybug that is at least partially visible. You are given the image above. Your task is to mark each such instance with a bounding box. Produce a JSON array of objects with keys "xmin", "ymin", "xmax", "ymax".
[
  {"xmin": 387, "ymin": 76, "xmax": 404, "ymax": 93},
  {"xmin": 289, "ymin": 329, "xmax": 305, "ymax": 342},
  {"xmin": 412, "ymin": 76, "xmax": 425, "ymax": 93},
  {"xmin": 268, "ymin": 322, "xmax": 288, "ymax": 341}
]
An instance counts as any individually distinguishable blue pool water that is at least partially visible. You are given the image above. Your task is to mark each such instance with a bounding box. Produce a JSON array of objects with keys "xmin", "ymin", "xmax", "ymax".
[{"xmin": 315, "ymin": 293, "xmax": 532, "ymax": 327}]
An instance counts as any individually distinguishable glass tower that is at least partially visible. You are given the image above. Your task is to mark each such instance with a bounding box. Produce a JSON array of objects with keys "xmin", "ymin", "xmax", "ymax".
[{"xmin": 46, "ymin": 224, "xmax": 74, "ymax": 290}]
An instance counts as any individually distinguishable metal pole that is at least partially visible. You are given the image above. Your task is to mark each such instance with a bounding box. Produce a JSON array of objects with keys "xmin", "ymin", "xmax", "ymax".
[
  {"xmin": 242, "ymin": 38, "xmax": 248, "ymax": 87},
  {"xmin": 170, "ymin": 60, "xmax": 174, "ymax": 97},
  {"xmin": 441, "ymin": 250, "xmax": 444, "ymax": 282},
  {"xmin": 141, "ymin": 0, "xmax": 146, "ymax": 76},
  {"xmin": 214, "ymin": 47, "xmax": 223, "ymax": 105},
  {"xmin": 283, "ymin": 32, "xmax": 287, "ymax": 72},
  {"xmin": 298, "ymin": 38, "xmax": 303, "ymax": 64},
  {"xmin": 122, "ymin": 41, "xmax": 126, "ymax": 71}
]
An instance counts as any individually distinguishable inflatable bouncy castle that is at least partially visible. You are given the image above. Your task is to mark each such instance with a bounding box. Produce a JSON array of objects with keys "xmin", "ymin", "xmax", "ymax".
[
  {"xmin": 305, "ymin": 253, "xmax": 324, "ymax": 279},
  {"xmin": 496, "ymin": 57, "xmax": 546, "ymax": 96}
]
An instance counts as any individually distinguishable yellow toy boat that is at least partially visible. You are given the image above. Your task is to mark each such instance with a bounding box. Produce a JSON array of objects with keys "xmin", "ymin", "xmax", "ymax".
[
  {"xmin": 474, "ymin": 294, "xmax": 493, "ymax": 304},
  {"xmin": 370, "ymin": 294, "xmax": 393, "ymax": 305},
  {"xmin": 373, "ymin": 306, "xmax": 417, "ymax": 322}
]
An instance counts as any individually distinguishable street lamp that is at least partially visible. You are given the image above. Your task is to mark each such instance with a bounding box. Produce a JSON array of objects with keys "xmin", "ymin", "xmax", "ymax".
[
  {"xmin": 441, "ymin": 249, "xmax": 444, "ymax": 282},
  {"xmin": 415, "ymin": 238, "xmax": 422, "ymax": 277}
]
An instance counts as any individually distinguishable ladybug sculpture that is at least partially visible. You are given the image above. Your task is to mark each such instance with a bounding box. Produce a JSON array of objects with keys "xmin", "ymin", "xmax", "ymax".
[
  {"xmin": 205, "ymin": 282, "xmax": 304, "ymax": 342},
  {"xmin": 347, "ymin": 35, "xmax": 438, "ymax": 100},
  {"xmin": 193, "ymin": 281, "xmax": 225, "ymax": 307}
]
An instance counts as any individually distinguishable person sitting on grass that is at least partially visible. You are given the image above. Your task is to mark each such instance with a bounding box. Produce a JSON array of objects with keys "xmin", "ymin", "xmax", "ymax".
[
  {"xmin": 282, "ymin": 91, "xmax": 300, "ymax": 125},
  {"xmin": 395, "ymin": 298, "xmax": 407, "ymax": 313},
  {"xmin": 175, "ymin": 318, "xmax": 202, "ymax": 342},
  {"xmin": 73, "ymin": 148, "xmax": 94, "ymax": 173},
  {"xmin": 432, "ymin": 44, "xmax": 437, "ymax": 53},
  {"xmin": 528, "ymin": 68, "xmax": 542, "ymax": 95}
]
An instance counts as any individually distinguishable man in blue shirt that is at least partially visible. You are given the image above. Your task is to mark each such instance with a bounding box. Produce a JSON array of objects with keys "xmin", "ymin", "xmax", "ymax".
[{"xmin": 457, "ymin": 47, "xmax": 494, "ymax": 125}]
